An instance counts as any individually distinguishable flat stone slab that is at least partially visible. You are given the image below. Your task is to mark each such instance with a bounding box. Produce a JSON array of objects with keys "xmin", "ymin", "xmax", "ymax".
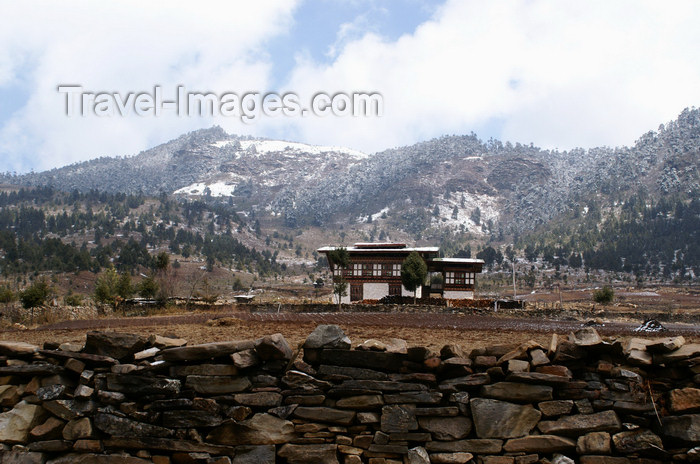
[
  {"xmin": 161, "ymin": 340, "xmax": 255, "ymax": 362},
  {"xmin": 233, "ymin": 392, "xmax": 283, "ymax": 408},
  {"xmin": 481, "ymin": 382, "xmax": 553, "ymax": 402},
  {"xmin": 38, "ymin": 452, "xmax": 151, "ymax": 463},
  {"xmin": 425, "ymin": 439, "xmax": 503, "ymax": 454},
  {"xmin": 440, "ymin": 373, "xmax": 491, "ymax": 389},
  {"xmin": 504, "ymin": 435, "xmax": 576, "ymax": 453},
  {"xmin": 185, "ymin": 375, "xmax": 251, "ymax": 395},
  {"xmin": 539, "ymin": 410, "xmax": 622, "ymax": 436},
  {"xmin": 293, "ymin": 406, "xmax": 356, "ymax": 425},
  {"xmin": 538, "ymin": 400, "xmax": 574, "ymax": 417},
  {"xmin": 161, "ymin": 410, "xmax": 224, "ymax": 428},
  {"xmin": 317, "ymin": 364, "xmax": 388, "ymax": 381},
  {"xmin": 430, "ymin": 452, "xmax": 474, "ymax": 464},
  {"xmin": 170, "ymin": 364, "xmax": 238, "ymax": 377},
  {"xmin": 103, "ymin": 373, "xmax": 181, "ymax": 396},
  {"xmin": 318, "ymin": 349, "xmax": 407, "ymax": 372},
  {"xmin": 278, "ymin": 444, "xmax": 339, "ymax": 464},
  {"xmin": 104, "ymin": 436, "xmax": 237, "ymax": 455},
  {"xmin": 646, "ymin": 336, "xmax": 685, "ymax": 353},
  {"xmin": 39, "ymin": 349, "xmax": 118, "ymax": 367},
  {"xmin": 470, "ymin": 398, "xmax": 541, "ymax": 439},
  {"xmin": 335, "ymin": 394, "xmax": 384, "ymax": 409},
  {"xmin": 612, "ymin": 429, "xmax": 663, "ymax": 454},
  {"xmin": 660, "ymin": 344, "xmax": 700, "ymax": 363},
  {"xmin": 381, "ymin": 404, "xmax": 418, "ymax": 433},
  {"xmin": 506, "ymin": 372, "xmax": 571, "ymax": 386},
  {"xmin": 418, "ymin": 416, "xmax": 472, "ymax": 440},
  {"xmin": 93, "ymin": 413, "xmax": 172, "ymax": 438},
  {"xmin": 0, "ymin": 363, "xmax": 64, "ymax": 376},
  {"xmin": 662, "ymin": 413, "xmax": 700, "ymax": 444},
  {"xmin": 207, "ymin": 413, "xmax": 296, "ymax": 445},
  {"xmin": 668, "ymin": 387, "xmax": 700, "ymax": 413},
  {"xmin": 0, "ymin": 341, "xmax": 39, "ymax": 356}
]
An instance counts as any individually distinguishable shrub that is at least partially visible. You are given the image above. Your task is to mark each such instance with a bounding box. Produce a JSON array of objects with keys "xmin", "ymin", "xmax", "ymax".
[
  {"xmin": 19, "ymin": 279, "xmax": 51, "ymax": 309},
  {"xmin": 0, "ymin": 286, "xmax": 15, "ymax": 304},
  {"xmin": 64, "ymin": 292, "xmax": 84, "ymax": 307},
  {"xmin": 138, "ymin": 276, "xmax": 159, "ymax": 299},
  {"xmin": 593, "ymin": 285, "xmax": 614, "ymax": 304}
]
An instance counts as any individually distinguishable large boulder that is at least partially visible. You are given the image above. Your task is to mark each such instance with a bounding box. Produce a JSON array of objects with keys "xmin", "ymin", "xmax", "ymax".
[
  {"xmin": 470, "ymin": 398, "xmax": 541, "ymax": 439},
  {"xmin": 255, "ymin": 333, "xmax": 293, "ymax": 361},
  {"xmin": 83, "ymin": 331, "xmax": 148, "ymax": 361},
  {"xmin": 304, "ymin": 325, "xmax": 351, "ymax": 350}
]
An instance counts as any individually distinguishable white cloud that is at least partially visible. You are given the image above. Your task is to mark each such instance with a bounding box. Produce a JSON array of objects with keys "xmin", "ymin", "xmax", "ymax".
[
  {"xmin": 0, "ymin": 0, "xmax": 299, "ymax": 173},
  {"xmin": 283, "ymin": 0, "xmax": 700, "ymax": 153},
  {"xmin": 2, "ymin": 0, "xmax": 700, "ymax": 174}
]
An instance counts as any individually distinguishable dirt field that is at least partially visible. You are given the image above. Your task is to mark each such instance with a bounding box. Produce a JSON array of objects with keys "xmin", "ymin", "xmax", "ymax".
[{"xmin": 3, "ymin": 308, "xmax": 699, "ymax": 352}]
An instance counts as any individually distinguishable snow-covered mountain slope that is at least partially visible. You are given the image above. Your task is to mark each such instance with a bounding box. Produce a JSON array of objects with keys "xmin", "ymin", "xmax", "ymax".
[{"xmin": 6, "ymin": 108, "xmax": 700, "ymax": 236}]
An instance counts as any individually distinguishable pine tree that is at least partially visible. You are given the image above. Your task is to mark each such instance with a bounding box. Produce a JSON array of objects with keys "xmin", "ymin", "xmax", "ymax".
[{"xmin": 401, "ymin": 252, "xmax": 427, "ymax": 304}]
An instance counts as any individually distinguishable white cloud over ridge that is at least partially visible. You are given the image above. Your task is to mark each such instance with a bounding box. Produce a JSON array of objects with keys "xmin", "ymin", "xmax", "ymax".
[{"xmin": 1, "ymin": 0, "xmax": 700, "ymax": 173}]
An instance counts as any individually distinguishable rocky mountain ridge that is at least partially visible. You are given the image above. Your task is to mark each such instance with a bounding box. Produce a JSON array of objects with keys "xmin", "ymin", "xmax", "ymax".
[{"xmin": 4, "ymin": 108, "xmax": 699, "ymax": 236}]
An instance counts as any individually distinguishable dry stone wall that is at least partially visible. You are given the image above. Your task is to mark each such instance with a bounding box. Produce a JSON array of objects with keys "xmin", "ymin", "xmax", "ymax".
[{"xmin": 0, "ymin": 326, "xmax": 699, "ymax": 464}]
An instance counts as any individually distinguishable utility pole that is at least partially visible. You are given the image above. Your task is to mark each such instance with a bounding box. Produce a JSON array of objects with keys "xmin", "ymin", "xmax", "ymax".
[{"xmin": 512, "ymin": 258, "xmax": 516, "ymax": 300}]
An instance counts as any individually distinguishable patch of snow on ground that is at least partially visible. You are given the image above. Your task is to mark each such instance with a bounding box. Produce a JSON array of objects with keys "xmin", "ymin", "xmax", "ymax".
[
  {"xmin": 174, "ymin": 181, "xmax": 237, "ymax": 197},
  {"xmin": 371, "ymin": 208, "xmax": 389, "ymax": 221},
  {"xmin": 431, "ymin": 191, "xmax": 499, "ymax": 234},
  {"xmin": 235, "ymin": 140, "xmax": 367, "ymax": 159}
]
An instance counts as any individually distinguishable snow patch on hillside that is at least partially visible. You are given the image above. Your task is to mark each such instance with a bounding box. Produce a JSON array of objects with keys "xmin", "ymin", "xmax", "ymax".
[
  {"xmin": 174, "ymin": 181, "xmax": 237, "ymax": 197},
  {"xmin": 432, "ymin": 191, "xmax": 500, "ymax": 234},
  {"xmin": 213, "ymin": 139, "xmax": 367, "ymax": 159}
]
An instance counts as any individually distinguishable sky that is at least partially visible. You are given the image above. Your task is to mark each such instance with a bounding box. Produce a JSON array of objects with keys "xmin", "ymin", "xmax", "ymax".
[{"xmin": 1, "ymin": 0, "xmax": 700, "ymax": 174}]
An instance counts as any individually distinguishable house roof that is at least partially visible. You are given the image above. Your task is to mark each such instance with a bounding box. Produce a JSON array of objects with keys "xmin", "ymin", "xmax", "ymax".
[
  {"xmin": 317, "ymin": 243, "xmax": 439, "ymax": 254},
  {"xmin": 431, "ymin": 257, "xmax": 485, "ymax": 264}
]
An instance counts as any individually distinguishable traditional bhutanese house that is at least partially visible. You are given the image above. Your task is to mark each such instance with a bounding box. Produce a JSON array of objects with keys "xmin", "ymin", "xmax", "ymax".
[{"xmin": 317, "ymin": 243, "xmax": 484, "ymax": 304}]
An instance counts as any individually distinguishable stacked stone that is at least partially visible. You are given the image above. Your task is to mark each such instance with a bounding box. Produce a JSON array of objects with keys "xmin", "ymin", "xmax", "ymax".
[{"xmin": 0, "ymin": 326, "xmax": 699, "ymax": 464}]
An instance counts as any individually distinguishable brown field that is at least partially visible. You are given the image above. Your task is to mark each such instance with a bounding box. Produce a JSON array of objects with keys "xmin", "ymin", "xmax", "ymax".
[
  {"xmin": 0, "ymin": 285, "xmax": 698, "ymax": 351},
  {"xmin": 2, "ymin": 306, "xmax": 698, "ymax": 354}
]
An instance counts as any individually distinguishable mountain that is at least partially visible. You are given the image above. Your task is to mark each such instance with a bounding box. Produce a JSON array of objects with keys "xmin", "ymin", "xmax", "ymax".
[{"xmin": 4, "ymin": 108, "xmax": 700, "ymax": 241}]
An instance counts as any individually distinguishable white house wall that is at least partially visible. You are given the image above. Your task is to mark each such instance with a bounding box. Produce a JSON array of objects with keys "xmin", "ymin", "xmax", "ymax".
[
  {"xmin": 402, "ymin": 285, "xmax": 421, "ymax": 299},
  {"xmin": 443, "ymin": 290, "xmax": 474, "ymax": 299},
  {"xmin": 363, "ymin": 283, "xmax": 389, "ymax": 300}
]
